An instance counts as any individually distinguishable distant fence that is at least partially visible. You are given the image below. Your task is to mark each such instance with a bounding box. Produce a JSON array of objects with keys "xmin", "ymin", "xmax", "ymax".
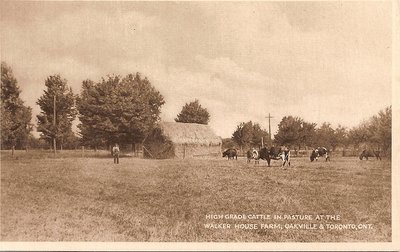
[{"xmin": 0, "ymin": 148, "xmax": 140, "ymax": 160}]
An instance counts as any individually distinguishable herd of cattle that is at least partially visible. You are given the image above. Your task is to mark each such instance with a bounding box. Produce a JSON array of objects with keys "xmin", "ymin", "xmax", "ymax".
[{"xmin": 222, "ymin": 146, "xmax": 382, "ymax": 167}]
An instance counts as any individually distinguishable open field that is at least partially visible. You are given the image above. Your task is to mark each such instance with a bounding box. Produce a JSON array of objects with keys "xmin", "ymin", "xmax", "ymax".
[{"xmin": 1, "ymin": 150, "xmax": 391, "ymax": 242}]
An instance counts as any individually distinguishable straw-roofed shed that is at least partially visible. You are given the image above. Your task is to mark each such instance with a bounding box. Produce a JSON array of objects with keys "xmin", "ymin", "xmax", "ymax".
[{"xmin": 143, "ymin": 122, "xmax": 222, "ymax": 159}]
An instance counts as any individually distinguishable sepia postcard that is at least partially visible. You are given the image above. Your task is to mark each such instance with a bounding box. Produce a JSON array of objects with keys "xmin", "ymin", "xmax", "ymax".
[{"xmin": 0, "ymin": 1, "xmax": 399, "ymax": 251}]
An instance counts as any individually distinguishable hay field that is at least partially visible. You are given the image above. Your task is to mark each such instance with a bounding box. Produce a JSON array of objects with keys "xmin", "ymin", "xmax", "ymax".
[{"xmin": 0, "ymin": 151, "xmax": 391, "ymax": 242}]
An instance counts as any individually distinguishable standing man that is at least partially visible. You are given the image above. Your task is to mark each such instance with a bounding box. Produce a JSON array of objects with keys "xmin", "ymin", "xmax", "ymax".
[{"xmin": 112, "ymin": 143, "xmax": 120, "ymax": 164}]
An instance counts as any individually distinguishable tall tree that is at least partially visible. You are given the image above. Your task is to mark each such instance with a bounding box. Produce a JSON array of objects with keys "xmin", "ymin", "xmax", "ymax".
[
  {"xmin": 232, "ymin": 121, "xmax": 253, "ymax": 152},
  {"xmin": 348, "ymin": 106, "xmax": 391, "ymax": 156},
  {"xmin": 36, "ymin": 75, "xmax": 77, "ymax": 150},
  {"xmin": 274, "ymin": 116, "xmax": 303, "ymax": 147},
  {"xmin": 298, "ymin": 121, "xmax": 317, "ymax": 149},
  {"xmin": 315, "ymin": 122, "xmax": 336, "ymax": 150},
  {"xmin": 77, "ymin": 73, "xmax": 165, "ymax": 147},
  {"xmin": 333, "ymin": 125, "xmax": 349, "ymax": 149},
  {"xmin": 348, "ymin": 121, "xmax": 371, "ymax": 148},
  {"xmin": 251, "ymin": 123, "xmax": 270, "ymax": 148},
  {"xmin": 175, "ymin": 99, "xmax": 210, "ymax": 125},
  {"xmin": 367, "ymin": 106, "xmax": 391, "ymax": 154},
  {"xmin": 1, "ymin": 62, "xmax": 32, "ymax": 154},
  {"xmin": 373, "ymin": 106, "xmax": 391, "ymax": 154}
]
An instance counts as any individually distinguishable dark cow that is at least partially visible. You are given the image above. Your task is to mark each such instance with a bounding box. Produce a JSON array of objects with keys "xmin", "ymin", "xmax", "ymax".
[
  {"xmin": 222, "ymin": 148, "xmax": 238, "ymax": 160},
  {"xmin": 251, "ymin": 146, "xmax": 284, "ymax": 167},
  {"xmin": 248, "ymin": 148, "xmax": 264, "ymax": 165},
  {"xmin": 359, "ymin": 149, "xmax": 381, "ymax": 160},
  {"xmin": 310, "ymin": 147, "xmax": 330, "ymax": 162}
]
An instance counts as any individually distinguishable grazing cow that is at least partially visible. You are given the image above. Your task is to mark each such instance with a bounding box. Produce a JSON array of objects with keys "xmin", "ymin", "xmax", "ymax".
[
  {"xmin": 310, "ymin": 147, "xmax": 330, "ymax": 162},
  {"xmin": 222, "ymin": 148, "xmax": 238, "ymax": 160},
  {"xmin": 247, "ymin": 149, "xmax": 259, "ymax": 163},
  {"xmin": 252, "ymin": 146, "xmax": 284, "ymax": 167},
  {"xmin": 359, "ymin": 149, "xmax": 381, "ymax": 160}
]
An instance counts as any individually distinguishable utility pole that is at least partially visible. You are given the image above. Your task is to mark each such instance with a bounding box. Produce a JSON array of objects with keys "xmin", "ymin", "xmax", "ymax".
[
  {"xmin": 266, "ymin": 113, "xmax": 273, "ymax": 143},
  {"xmin": 53, "ymin": 94, "xmax": 56, "ymax": 156}
]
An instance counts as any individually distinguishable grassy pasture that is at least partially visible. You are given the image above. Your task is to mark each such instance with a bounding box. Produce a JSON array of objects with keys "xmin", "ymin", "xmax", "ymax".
[{"xmin": 1, "ymin": 150, "xmax": 391, "ymax": 242}]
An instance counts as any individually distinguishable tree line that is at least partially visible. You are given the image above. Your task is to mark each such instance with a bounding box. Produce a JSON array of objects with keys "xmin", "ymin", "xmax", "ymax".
[
  {"xmin": 1, "ymin": 61, "xmax": 391, "ymax": 156},
  {"xmin": 226, "ymin": 107, "xmax": 391, "ymax": 156},
  {"xmin": 1, "ymin": 62, "xmax": 210, "ymax": 152}
]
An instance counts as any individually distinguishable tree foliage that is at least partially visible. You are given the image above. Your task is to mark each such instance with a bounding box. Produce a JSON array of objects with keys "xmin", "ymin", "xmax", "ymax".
[
  {"xmin": 298, "ymin": 121, "xmax": 317, "ymax": 148},
  {"xmin": 274, "ymin": 116, "xmax": 318, "ymax": 149},
  {"xmin": 314, "ymin": 122, "xmax": 336, "ymax": 149},
  {"xmin": 333, "ymin": 125, "xmax": 349, "ymax": 148},
  {"xmin": 175, "ymin": 99, "xmax": 210, "ymax": 125},
  {"xmin": 274, "ymin": 116, "xmax": 304, "ymax": 147},
  {"xmin": 36, "ymin": 75, "xmax": 77, "ymax": 148},
  {"xmin": 232, "ymin": 121, "xmax": 253, "ymax": 150},
  {"xmin": 1, "ymin": 62, "xmax": 32, "ymax": 150},
  {"xmin": 251, "ymin": 123, "xmax": 270, "ymax": 147},
  {"xmin": 348, "ymin": 106, "xmax": 391, "ymax": 155},
  {"xmin": 232, "ymin": 121, "xmax": 269, "ymax": 150},
  {"xmin": 77, "ymin": 73, "xmax": 165, "ymax": 147}
]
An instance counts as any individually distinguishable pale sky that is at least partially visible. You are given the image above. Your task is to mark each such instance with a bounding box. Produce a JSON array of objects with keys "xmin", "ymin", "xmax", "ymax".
[{"xmin": 0, "ymin": 1, "xmax": 392, "ymax": 138}]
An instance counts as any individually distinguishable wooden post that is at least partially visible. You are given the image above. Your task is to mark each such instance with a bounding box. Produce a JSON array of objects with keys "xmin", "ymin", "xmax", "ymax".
[{"xmin": 266, "ymin": 113, "xmax": 273, "ymax": 144}]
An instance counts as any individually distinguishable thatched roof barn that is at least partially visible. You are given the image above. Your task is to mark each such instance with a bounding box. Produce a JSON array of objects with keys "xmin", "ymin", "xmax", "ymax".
[{"xmin": 143, "ymin": 122, "xmax": 222, "ymax": 159}]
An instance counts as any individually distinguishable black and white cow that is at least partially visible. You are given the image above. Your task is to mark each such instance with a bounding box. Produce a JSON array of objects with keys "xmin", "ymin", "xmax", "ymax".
[
  {"xmin": 250, "ymin": 146, "xmax": 288, "ymax": 167},
  {"xmin": 247, "ymin": 149, "xmax": 259, "ymax": 163},
  {"xmin": 310, "ymin": 147, "xmax": 330, "ymax": 162}
]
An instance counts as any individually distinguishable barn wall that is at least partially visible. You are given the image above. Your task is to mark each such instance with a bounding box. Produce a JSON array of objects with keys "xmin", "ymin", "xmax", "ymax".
[
  {"xmin": 174, "ymin": 144, "xmax": 221, "ymax": 159},
  {"xmin": 143, "ymin": 128, "xmax": 175, "ymax": 159}
]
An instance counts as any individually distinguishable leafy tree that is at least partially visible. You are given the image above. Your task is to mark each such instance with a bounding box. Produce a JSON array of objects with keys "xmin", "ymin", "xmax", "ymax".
[
  {"xmin": 366, "ymin": 106, "xmax": 391, "ymax": 154},
  {"xmin": 347, "ymin": 106, "xmax": 391, "ymax": 156},
  {"xmin": 61, "ymin": 130, "xmax": 81, "ymax": 149},
  {"xmin": 36, "ymin": 75, "xmax": 77, "ymax": 150},
  {"xmin": 274, "ymin": 116, "xmax": 317, "ymax": 149},
  {"xmin": 175, "ymin": 99, "xmax": 210, "ymax": 125},
  {"xmin": 251, "ymin": 123, "xmax": 270, "ymax": 148},
  {"xmin": 232, "ymin": 121, "xmax": 253, "ymax": 151},
  {"xmin": 315, "ymin": 122, "xmax": 336, "ymax": 150},
  {"xmin": 231, "ymin": 121, "xmax": 269, "ymax": 151},
  {"xmin": 298, "ymin": 121, "xmax": 317, "ymax": 149},
  {"xmin": 274, "ymin": 116, "xmax": 303, "ymax": 147},
  {"xmin": 348, "ymin": 121, "xmax": 372, "ymax": 148},
  {"xmin": 1, "ymin": 62, "xmax": 32, "ymax": 154},
  {"xmin": 333, "ymin": 125, "xmax": 349, "ymax": 148},
  {"xmin": 77, "ymin": 73, "xmax": 165, "ymax": 148}
]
